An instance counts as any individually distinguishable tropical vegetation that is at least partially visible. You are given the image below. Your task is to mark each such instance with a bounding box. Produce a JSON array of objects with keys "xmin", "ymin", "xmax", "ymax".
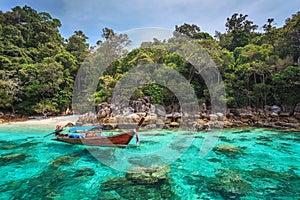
[{"xmin": 0, "ymin": 6, "xmax": 299, "ymax": 116}]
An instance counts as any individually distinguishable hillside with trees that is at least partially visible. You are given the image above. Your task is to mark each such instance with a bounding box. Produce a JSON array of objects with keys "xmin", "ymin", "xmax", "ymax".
[
  {"xmin": 0, "ymin": 6, "xmax": 89, "ymax": 116},
  {"xmin": 0, "ymin": 6, "xmax": 299, "ymax": 117}
]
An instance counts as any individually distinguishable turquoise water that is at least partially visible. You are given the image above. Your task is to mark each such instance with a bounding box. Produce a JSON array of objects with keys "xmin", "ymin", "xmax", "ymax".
[{"xmin": 0, "ymin": 125, "xmax": 299, "ymax": 199}]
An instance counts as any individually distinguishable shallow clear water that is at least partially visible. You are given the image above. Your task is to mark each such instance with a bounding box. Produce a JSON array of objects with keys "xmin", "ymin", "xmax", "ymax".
[{"xmin": 0, "ymin": 125, "xmax": 299, "ymax": 199}]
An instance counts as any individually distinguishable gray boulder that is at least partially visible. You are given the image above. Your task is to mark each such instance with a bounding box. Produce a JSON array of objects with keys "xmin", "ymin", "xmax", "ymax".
[{"xmin": 271, "ymin": 105, "xmax": 281, "ymax": 114}]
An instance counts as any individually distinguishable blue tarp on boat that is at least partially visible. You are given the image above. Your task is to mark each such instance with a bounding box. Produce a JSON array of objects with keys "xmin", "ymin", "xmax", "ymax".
[
  {"xmin": 68, "ymin": 134, "xmax": 81, "ymax": 138},
  {"xmin": 68, "ymin": 126, "xmax": 104, "ymax": 132}
]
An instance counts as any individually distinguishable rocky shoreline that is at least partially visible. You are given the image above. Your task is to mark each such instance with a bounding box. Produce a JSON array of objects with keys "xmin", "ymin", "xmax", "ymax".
[
  {"xmin": 74, "ymin": 99, "xmax": 300, "ymax": 131},
  {"xmin": 0, "ymin": 113, "xmax": 28, "ymax": 124},
  {"xmin": 1, "ymin": 100, "xmax": 299, "ymax": 131},
  {"xmin": 73, "ymin": 109, "xmax": 300, "ymax": 131}
]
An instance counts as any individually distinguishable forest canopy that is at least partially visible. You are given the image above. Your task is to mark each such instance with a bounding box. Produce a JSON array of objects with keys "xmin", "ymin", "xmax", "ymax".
[{"xmin": 0, "ymin": 6, "xmax": 299, "ymax": 116}]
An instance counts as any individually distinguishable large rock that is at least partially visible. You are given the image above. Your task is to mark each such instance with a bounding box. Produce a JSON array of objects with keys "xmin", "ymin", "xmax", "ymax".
[
  {"xmin": 192, "ymin": 122, "xmax": 203, "ymax": 131},
  {"xmin": 102, "ymin": 123, "xmax": 117, "ymax": 130},
  {"xmin": 230, "ymin": 108, "xmax": 246, "ymax": 116},
  {"xmin": 224, "ymin": 120, "xmax": 233, "ymax": 128},
  {"xmin": 97, "ymin": 103, "xmax": 112, "ymax": 119},
  {"xmin": 197, "ymin": 119, "xmax": 207, "ymax": 126},
  {"xmin": 203, "ymin": 123, "xmax": 210, "ymax": 130},
  {"xmin": 279, "ymin": 112, "xmax": 290, "ymax": 117},
  {"xmin": 76, "ymin": 112, "xmax": 98, "ymax": 125},
  {"xmin": 269, "ymin": 112, "xmax": 279, "ymax": 118},
  {"xmin": 286, "ymin": 117, "xmax": 298, "ymax": 124},
  {"xmin": 144, "ymin": 114, "xmax": 157, "ymax": 124},
  {"xmin": 102, "ymin": 117, "xmax": 117, "ymax": 124},
  {"xmin": 239, "ymin": 113, "xmax": 254, "ymax": 119},
  {"xmin": 209, "ymin": 114, "xmax": 218, "ymax": 121},
  {"xmin": 271, "ymin": 105, "xmax": 281, "ymax": 114},
  {"xmin": 210, "ymin": 121, "xmax": 224, "ymax": 129},
  {"xmin": 216, "ymin": 112, "xmax": 225, "ymax": 121}
]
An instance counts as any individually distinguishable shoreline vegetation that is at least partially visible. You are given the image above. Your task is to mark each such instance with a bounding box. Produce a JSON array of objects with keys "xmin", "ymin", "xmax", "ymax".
[{"xmin": 0, "ymin": 6, "xmax": 299, "ymax": 128}]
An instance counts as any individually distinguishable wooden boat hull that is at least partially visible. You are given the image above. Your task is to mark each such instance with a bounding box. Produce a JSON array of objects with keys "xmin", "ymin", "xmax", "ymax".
[{"xmin": 52, "ymin": 132, "xmax": 135, "ymax": 147}]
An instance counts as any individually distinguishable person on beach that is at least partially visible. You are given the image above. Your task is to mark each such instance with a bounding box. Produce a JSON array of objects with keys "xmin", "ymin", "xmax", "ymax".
[{"xmin": 54, "ymin": 125, "xmax": 68, "ymax": 137}]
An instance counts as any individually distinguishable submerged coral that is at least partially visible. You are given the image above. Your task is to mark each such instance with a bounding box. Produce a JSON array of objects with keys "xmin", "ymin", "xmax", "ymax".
[
  {"xmin": 0, "ymin": 153, "xmax": 28, "ymax": 165},
  {"xmin": 73, "ymin": 167, "xmax": 95, "ymax": 177},
  {"xmin": 99, "ymin": 165, "xmax": 179, "ymax": 199},
  {"xmin": 128, "ymin": 155, "xmax": 166, "ymax": 168},
  {"xmin": 126, "ymin": 165, "xmax": 171, "ymax": 185},
  {"xmin": 49, "ymin": 155, "xmax": 78, "ymax": 168},
  {"xmin": 208, "ymin": 169, "xmax": 252, "ymax": 199},
  {"xmin": 247, "ymin": 168, "xmax": 300, "ymax": 197},
  {"xmin": 213, "ymin": 144, "xmax": 243, "ymax": 157}
]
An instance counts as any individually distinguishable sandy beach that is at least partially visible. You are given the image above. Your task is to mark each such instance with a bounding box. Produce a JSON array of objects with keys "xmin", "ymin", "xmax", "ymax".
[{"xmin": 8, "ymin": 115, "xmax": 80, "ymax": 127}]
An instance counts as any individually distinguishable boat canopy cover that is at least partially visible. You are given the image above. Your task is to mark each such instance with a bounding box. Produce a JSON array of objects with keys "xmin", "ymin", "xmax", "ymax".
[{"xmin": 68, "ymin": 126, "xmax": 104, "ymax": 132}]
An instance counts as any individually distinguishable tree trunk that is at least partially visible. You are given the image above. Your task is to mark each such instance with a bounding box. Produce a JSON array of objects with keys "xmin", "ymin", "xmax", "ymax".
[
  {"xmin": 263, "ymin": 74, "xmax": 267, "ymax": 108},
  {"xmin": 11, "ymin": 105, "xmax": 15, "ymax": 114}
]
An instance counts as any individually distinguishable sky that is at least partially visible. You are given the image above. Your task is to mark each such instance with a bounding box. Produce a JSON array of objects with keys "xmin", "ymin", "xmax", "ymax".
[{"xmin": 1, "ymin": 0, "xmax": 300, "ymax": 46}]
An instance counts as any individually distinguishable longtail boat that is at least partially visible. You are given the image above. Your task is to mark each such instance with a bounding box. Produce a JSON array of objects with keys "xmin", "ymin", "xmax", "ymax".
[{"xmin": 50, "ymin": 115, "xmax": 146, "ymax": 147}]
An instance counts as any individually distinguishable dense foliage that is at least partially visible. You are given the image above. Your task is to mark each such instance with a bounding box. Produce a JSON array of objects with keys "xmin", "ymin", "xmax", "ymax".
[
  {"xmin": 0, "ymin": 6, "xmax": 89, "ymax": 116},
  {"xmin": 0, "ymin": 6, "xmax": 299, "ymax": 116}
]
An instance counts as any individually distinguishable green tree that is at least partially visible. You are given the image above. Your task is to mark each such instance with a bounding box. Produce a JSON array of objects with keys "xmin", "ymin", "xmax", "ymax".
[
  {"xmin": 0, "ymin": 71, "xmax": 22, "ymax": 113},
  {"xmin": 175, "ymin": 23, "xmax": 201, "ymax": 38},
  {"xmin": 279, "ymin": 12, "xmax": 300, "ymax": 62},
  {"xmin": 0, "ymin": 6, "xmax": 84, "ymax": 115},
  {"xmin": 66, "ymin": 30, "xmax": 89, "ymax": 63},
  {"xmin": 272, "ymin": 66, "xmax": 300, "ymax": 106},
  {"xmin": 233, "ymin": 44, "xmax": 274, "ymax": 107},
  {"xmin": 175, "ymin": 23, "xmax": 213, "ymax": 40},
  {"xmin": 34, "ymin": 98, "xmax": 59, "ymax": 118},
  {"xmin": 216, "ymin": 13, "xmax": 258, "ymax": 51}
]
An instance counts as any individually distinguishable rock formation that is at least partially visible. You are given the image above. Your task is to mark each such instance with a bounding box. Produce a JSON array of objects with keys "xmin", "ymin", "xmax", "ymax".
[{"xmin": 74, "ymin": 98, "xmax": 300, "ymax": 131}]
